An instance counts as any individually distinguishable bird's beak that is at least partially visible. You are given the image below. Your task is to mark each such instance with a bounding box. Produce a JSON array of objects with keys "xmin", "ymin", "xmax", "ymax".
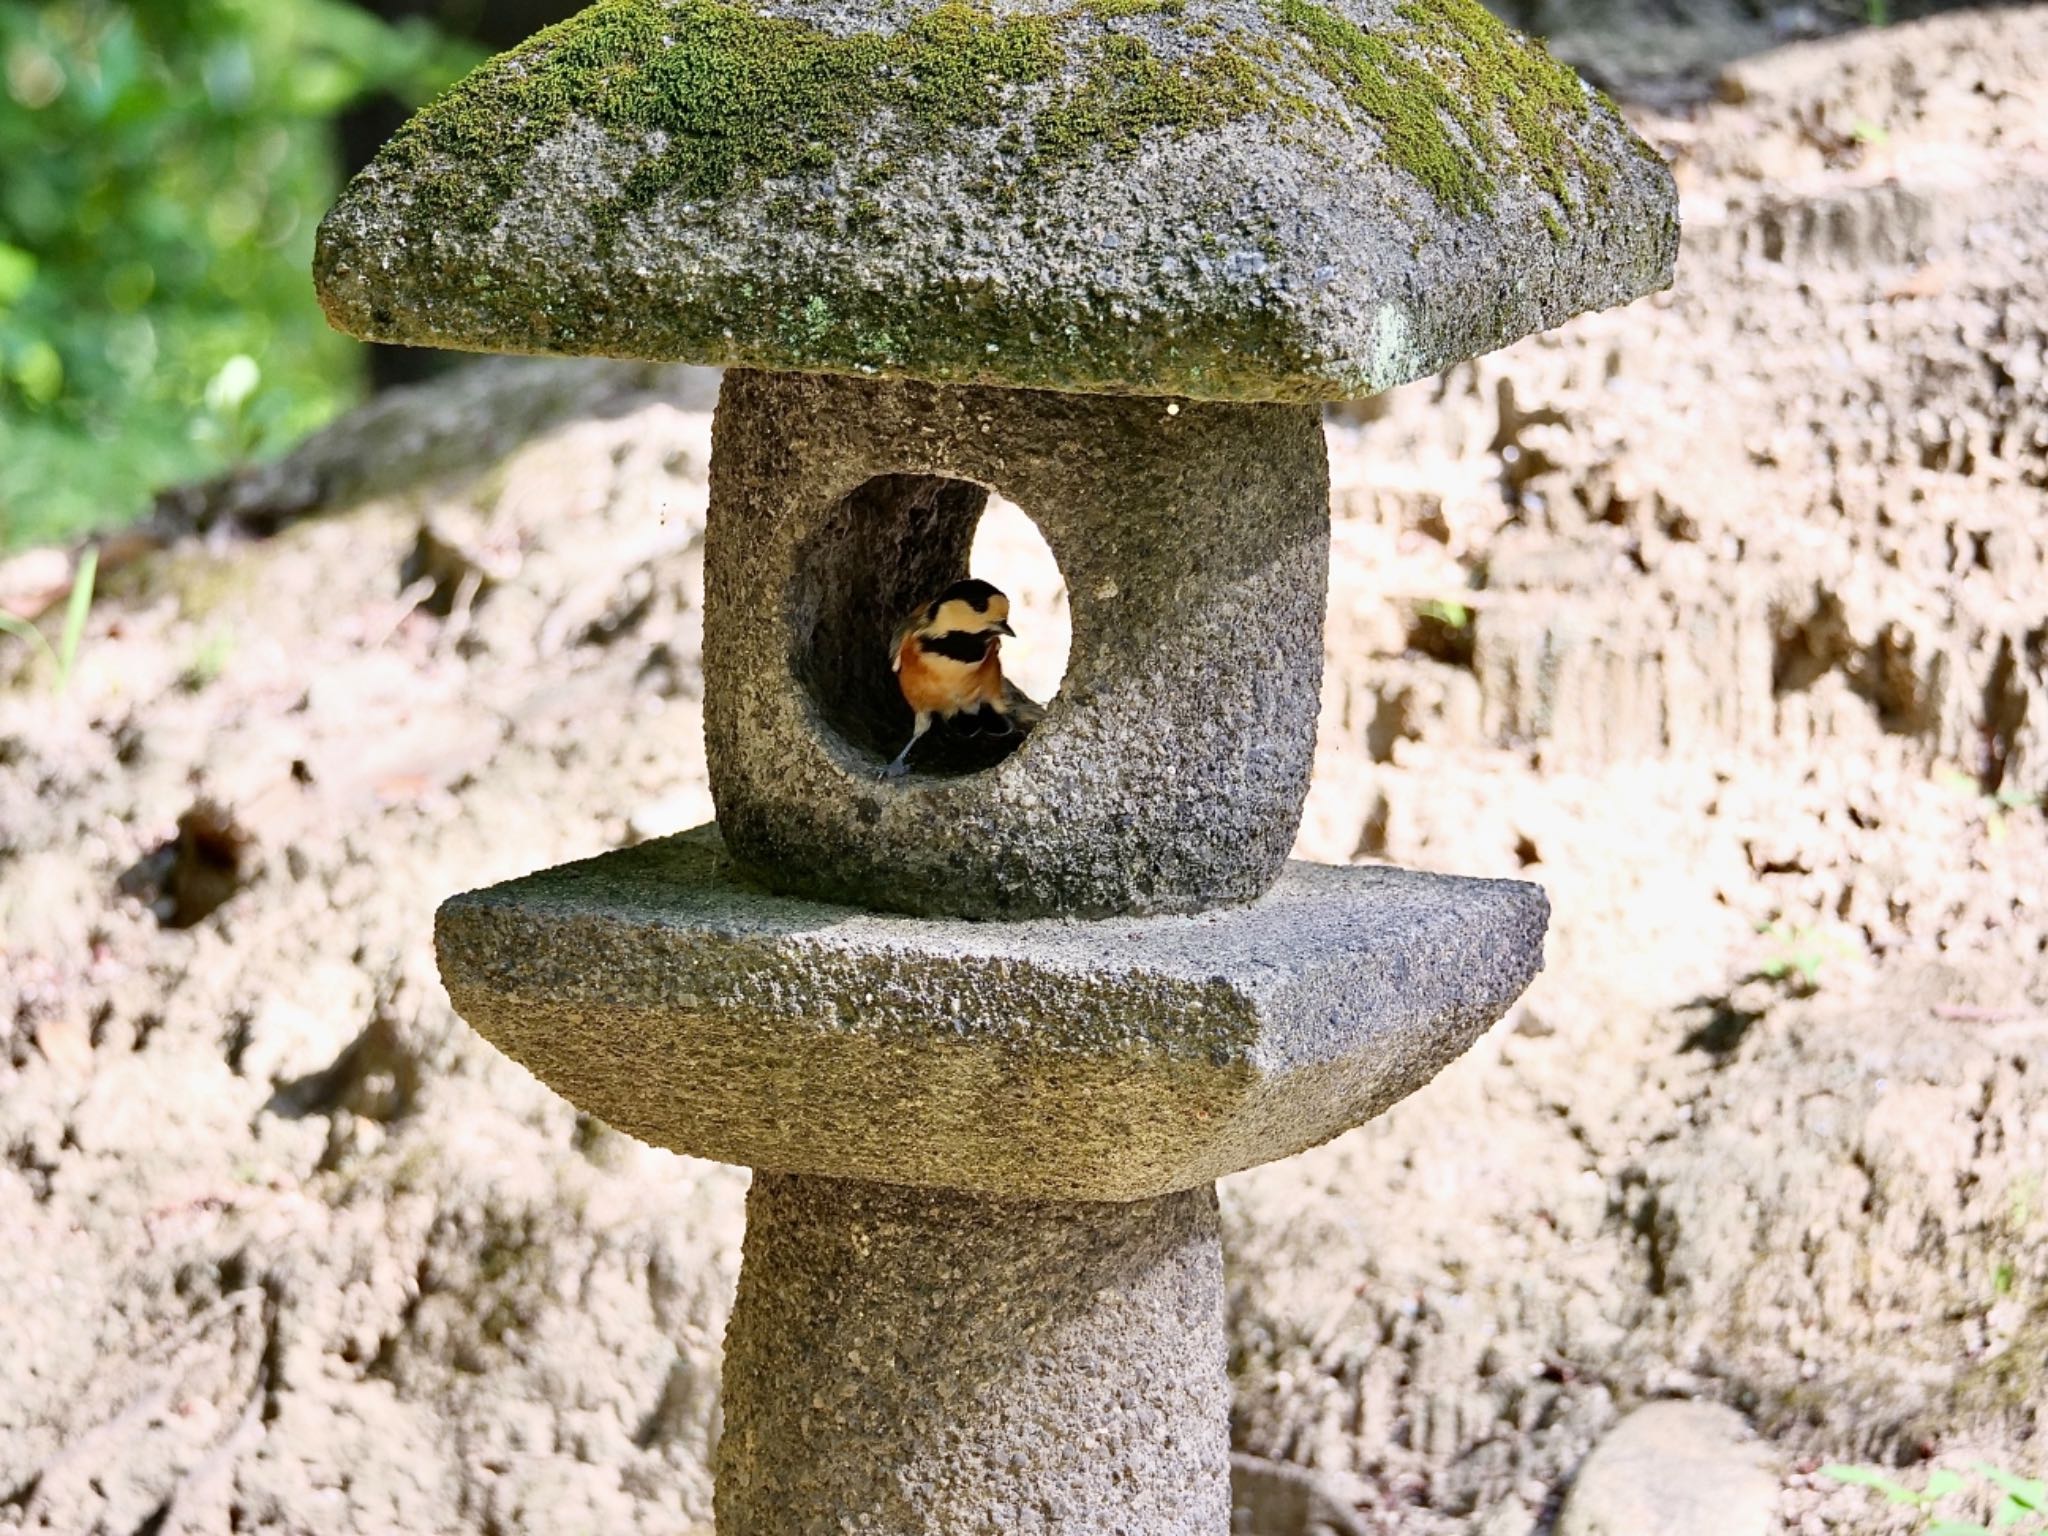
[{"xmin": 994, "ymin": 621, "xmax": 1016, "ymax": 637}]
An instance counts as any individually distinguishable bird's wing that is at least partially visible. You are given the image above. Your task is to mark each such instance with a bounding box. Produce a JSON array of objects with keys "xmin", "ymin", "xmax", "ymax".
[{"xmin": 1000, "ymin": 678, "xmax": 1047, "ymax": 726}]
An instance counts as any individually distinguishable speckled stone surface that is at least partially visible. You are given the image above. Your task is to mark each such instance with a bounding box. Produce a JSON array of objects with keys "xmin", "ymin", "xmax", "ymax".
[
  {"xmin": 313, "ymin": 0, "xmax": 1677, "ymax": 403},
  {"xmin": 717, "ymin": 1173, "xmax": 1229, "ymax": 1535},
  {"xmin": 703, "ymin": 368, "xmax": 1330, "ymax": 919},
  {"xmin": 433, "ymin": 824, "xmax": 1548, "ymax": 1201}
]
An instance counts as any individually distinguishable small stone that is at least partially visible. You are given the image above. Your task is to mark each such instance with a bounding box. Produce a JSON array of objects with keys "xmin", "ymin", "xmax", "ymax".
[
  {"xmin": 1473, "ymin": 1498, "xmax": 1538, "ymax": 1536},
  {"xmin": 236, "ymin": 998, "xmax": 337, "ymax": 1087},
  {"xmin": 31, "ymin": 1012, "xmax": 94, "ymax": 1080},
  {"xmin": 1557, "ymin": 1402, "xmax": 1779, "ymax": 1536},
  {"xmin": 1230, "ymin": 1452, "xmax": 1372, "ymax": 1536}
]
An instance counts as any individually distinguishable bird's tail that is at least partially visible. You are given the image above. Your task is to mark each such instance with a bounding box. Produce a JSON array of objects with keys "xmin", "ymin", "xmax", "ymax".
[{"xmin": 1000, "ymin": 679, "xmax": 1048, "ymax": 728}]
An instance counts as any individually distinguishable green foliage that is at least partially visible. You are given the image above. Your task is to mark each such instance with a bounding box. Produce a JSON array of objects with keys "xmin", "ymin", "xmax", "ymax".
[
  {"xmin": 1267, "ymin": 0, "xmax": 1603, "ymax": 216},
  {"xmin": 1824, "ymin": 1462, "xmax": 2047, "ymax": 1534},
  {"xmin": 1031, "ymin": 27, "xmax": 1274, "ymax": 167},
  {"xmin": 0, "ymin": 0, "xmax": 478, "ymax": 549}
]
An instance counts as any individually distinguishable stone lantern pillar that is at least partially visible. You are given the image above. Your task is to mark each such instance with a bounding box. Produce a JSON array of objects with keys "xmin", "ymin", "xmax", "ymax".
[{"xmin": 316, "ymin": 0, "xmax": 1676, "ymax": 1527}]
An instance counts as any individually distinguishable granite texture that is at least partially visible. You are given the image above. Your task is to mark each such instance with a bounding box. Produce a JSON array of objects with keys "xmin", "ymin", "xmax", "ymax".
[
  {"xmin": 703, "ymin": 368, "xmax": 1330, "ymax": 919},
  {"xmin": 717, "ymin": 1173, "xmax": 1230, "ymax": 1535},
  {"xmin": 432, "ymin": 825, "xmax": 1549, "ymax": 1201},
  {"xmin": 313, "ymin": 0, "xmax": 1678, "ymax": 402}
]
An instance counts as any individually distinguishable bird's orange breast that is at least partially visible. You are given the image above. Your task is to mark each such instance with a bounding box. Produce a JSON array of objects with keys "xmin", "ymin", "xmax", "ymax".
[{"xmin": 897, "ymin": 636, "xmax": 1003, "ymax": 716}]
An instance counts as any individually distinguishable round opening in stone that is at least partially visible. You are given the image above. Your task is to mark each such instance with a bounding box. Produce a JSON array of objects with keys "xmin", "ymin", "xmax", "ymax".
[
  {"xmin": 788, "ymin": 475, "xmax": 1068, "ymax": 780},
  {"xmin": 970, "ymin": 495, "xmax": 1071, "ymax": 708}
]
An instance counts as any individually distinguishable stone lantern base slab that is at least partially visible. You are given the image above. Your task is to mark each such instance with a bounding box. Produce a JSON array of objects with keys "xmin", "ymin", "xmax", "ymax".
[{"xmin": 435, "ymin": 825, "xmax": 1546, "ymax": 1202}]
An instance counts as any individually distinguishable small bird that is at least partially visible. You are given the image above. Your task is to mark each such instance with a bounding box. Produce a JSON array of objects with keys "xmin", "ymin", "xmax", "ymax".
[{"xmin": 879, "ymin": 577, "xmax": 1036, "ymax": 779}]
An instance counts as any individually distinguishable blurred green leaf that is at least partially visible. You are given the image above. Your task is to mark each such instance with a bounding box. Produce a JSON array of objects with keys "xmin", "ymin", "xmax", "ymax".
[
  {"xmin": 13, "ymin": 338, "xmax": 63, "ymax": 404},
  {"xmin": 0, "ymin": 241, "xmax": 33, "ymax": 307},
  {"xmin": 0, "ymin": 0, "xmax": 483, "ymax": 549},
  {"xmin": 56, "ymin": 544, "xmax": 97, "ymax": 686},
  {"xmin": 205, "ymin": 354, "xmax": 262, "ymax": 416},
  {"xmin": 1976, "ymin": 1465, "xmax": 2047, "ymax": 1509},
  {"xmin": 1831, "ymin": 1460, "xmax": 2048, "ymax": 1536},
  {"xmin": 1823, "ymin": 1465, "xmax": 1935, "ymax": 1505}
]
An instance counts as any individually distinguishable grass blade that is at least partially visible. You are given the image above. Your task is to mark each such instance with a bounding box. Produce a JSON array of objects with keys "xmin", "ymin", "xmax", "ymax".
[
  {"xmin": 55, "ymin": 546, "xmax": 98, "ymax": 691},
  {"xmin": 1822, "ymin": 1465, "xmax": 1932, "ymax": 1505},
  {"xmin": 1976, "ymin": 1465, "xmax": 2047, "ymax": 1509},
  {"xmin": 0, "ymin": 610, "xmax": 62, "ymax": 680}
]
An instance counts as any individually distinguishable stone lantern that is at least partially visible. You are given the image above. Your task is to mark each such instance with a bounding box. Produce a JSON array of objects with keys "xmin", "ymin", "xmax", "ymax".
[{"xmin": 317, "ymin": 0, "xmax": 1675, "ymax": 1528}]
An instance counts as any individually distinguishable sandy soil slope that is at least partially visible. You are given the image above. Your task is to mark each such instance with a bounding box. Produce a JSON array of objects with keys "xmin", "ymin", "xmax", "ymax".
[{"xmin": 4, "ymin": 8, "xmax": 2047, "ymax": 1533}]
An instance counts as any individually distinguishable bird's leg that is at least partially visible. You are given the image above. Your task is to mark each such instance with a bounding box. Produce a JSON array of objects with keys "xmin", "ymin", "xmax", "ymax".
[
  {"xmin": 953, "ymin": 704, "xmax": 1011, "ymax": 739},
  {"xmin": 878, "ymin": 712, "xmax": 933, "ymax": 780}
]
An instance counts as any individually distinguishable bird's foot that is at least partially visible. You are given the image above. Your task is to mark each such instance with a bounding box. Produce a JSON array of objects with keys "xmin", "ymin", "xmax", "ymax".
[
  {"xmin": 876, "ymin": 759, "xmax": 912, "ymax": 781},
  {"xmin": 953, "ymin": 705, "xmax": 1012, "ymax": 739}
]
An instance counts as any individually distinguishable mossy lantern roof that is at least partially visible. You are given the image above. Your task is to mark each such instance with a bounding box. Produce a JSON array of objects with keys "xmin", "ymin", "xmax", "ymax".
[{"xmin": 315, "ymin": 0, "xmax": 1678, "ymax": 402}]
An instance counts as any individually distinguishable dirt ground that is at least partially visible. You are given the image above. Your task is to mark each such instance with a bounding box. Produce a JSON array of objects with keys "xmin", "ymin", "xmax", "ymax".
[{"xmin": 4, "ymin": 7, "xmax": 2047, "ymax": 1533}]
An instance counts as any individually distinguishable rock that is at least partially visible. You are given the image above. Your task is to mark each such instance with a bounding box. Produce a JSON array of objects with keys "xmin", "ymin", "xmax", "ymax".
[
  {"xmin": 1472, "ymin": 1498, "xmax": 1539, "ymax": 1536},
  {"xmin": 314, "ymin": 0, "xmax": 1676, "ymax": 402},
  {"xmin": 1230, "ymin": 1452, "xmax": 1373, "ymax": 1535},
  {"xmin": 703, "ymin": 369, "xmax": 1330, "ymax": 919},
  {"xmin": 1556, "ymin": 1402, "xmax": 1778, "ymax": 1536},
  {"xmin": 149, "ymin": 357, "xmax": 721, "ymax": 542},
  {"xmin": 717, "ymin": 1174, "xmax": 1229, "ymax": 1536},
  {"xmin": 236, "ymin": 996, "xmax": 342, "ymax": 1087},
  {"xmin": 0, "ymin": 546, "xmax": 76, "ymax": 623},
  {"xmin": 434, "ymin": 823, "xmax": 1547, "ymax": 1202}
]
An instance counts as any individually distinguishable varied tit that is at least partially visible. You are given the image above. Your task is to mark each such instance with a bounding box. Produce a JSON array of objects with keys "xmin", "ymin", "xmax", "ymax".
[{"xmin": 879, "ymin": 577, "xmax": 1035, "ymax": 780}]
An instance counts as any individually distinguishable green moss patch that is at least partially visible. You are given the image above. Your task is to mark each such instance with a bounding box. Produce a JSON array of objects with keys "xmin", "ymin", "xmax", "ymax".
[
  {"xmin": 373, "ymin": 0, "xmax": 1610, "ymax": 240},
  {"xmin": 1265, "ymin": 0, "xmax": 1601, "ymax": 214},
  {"xmin": 1032, "ymin": 31, "xmax": 1278, "ymax": 164}
]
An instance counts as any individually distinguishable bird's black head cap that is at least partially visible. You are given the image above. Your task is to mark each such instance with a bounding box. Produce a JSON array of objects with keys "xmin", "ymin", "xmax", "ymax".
[{"xmin": 934, "ymin": 578, "xmax": 1005, "ymax": 613}]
